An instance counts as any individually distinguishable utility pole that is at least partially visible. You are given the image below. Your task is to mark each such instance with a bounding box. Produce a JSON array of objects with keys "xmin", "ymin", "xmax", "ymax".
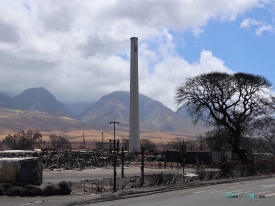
[
  {"xmin": 121, "ymin": 147, "xmax": 124, "ymax": 178},
  {"xmin": 46, "ymin": 147, "xmax": 49, "ymax": 168},
  {"xmin": 83, "ymin": 132, "xmax": 86, "ymax": 149},
  {"xmin": 181, "ymin": 145, "xmax": 186, "ymax": 184},
  {"xmin": 101, "ymin": 132, "xmax": 104, "ymax": 149},
  {"xmin": 110, "ymin": 121, "xmax": 119, "ymax": 193},
  {"xmin": 140, "ymin": 146, "xmax": 144, "ymax": 186}
]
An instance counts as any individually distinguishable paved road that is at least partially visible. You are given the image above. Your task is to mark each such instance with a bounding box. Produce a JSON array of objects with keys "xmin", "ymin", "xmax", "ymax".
[
  {"xmin": 43, "ymin": 167, "xmax": 197, "ymax": 183},
  {"xmin": 90, "ymin": 177, "xmax": 275, "ymax": 206}
]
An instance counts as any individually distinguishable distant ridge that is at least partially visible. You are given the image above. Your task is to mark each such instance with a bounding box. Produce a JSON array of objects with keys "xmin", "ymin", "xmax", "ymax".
[
  {"xmin": 11, "ymin": 87, "xmax": 73, "ymax": 117},
  {"xmin": 66, "ymin": 102, "xmax": 95, "ymax": 117},
  {"xmin": 0, "ymin": 92, "xmax": 13, "ymax": 108},
  {"xmin": 0, "ymin": 89, "xmax": 206, "ymax": 137},
  {"xmin": 80, "ymin": 91, "xmax": 205, "ymax": 134}
]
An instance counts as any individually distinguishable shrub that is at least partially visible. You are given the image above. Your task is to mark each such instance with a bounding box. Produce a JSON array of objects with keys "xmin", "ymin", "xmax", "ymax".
[{"xmin": 195, "ymin": 159, "xmax": 206, "ymax": 181}]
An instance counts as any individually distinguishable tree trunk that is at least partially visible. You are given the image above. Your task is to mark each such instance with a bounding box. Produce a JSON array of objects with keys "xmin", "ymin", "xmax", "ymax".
[
  {"xmin": 233, "ymin": 133, "xmax": 250, "ymax": 164},
  {"xmin": 233, "ymin": 145, "xmax": 250, "ymax": 164}
]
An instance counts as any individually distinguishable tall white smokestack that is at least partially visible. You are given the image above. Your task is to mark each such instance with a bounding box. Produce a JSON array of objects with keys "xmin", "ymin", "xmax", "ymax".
[{"xmin": 129, "ymin": 37, "xmax": 140, "ymax": 153}]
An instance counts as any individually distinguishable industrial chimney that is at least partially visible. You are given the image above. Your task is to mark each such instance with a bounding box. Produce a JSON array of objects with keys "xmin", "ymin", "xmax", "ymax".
[{"xmin": 129, "ymin": 37, "xmax": 140, "ymax": 153}]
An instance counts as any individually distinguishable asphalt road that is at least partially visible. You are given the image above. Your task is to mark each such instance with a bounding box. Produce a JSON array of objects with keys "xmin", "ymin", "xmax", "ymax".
[{"xmin": 91, "ymin": 177, "xmax": 275, "ymax": 206}]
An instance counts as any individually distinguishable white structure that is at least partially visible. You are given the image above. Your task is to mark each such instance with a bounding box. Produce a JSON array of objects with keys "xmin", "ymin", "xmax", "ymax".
[{"xmin": 129, "ymin": 37, "xmax": 140, "ymax": 153}]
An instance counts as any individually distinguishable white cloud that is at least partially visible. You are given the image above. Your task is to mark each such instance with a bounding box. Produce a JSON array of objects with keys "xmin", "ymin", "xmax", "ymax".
[
  {"xmin": 139, "ymin": 49, "xmax": 231, "ymax": 110},
  {"xmin": 241, "ymin": 18, "xmax": 274, "ymax": 35},
  {"xmin": 256, "ymin": 24, "xmax": 274, "ymax": 35},
  {"xmin": 0, "ymin": 0, "xmax": 268, "ymax": 110},
  {"xmin": 240, "ymin": 18, "xmax": 262, "ymax": 28}
]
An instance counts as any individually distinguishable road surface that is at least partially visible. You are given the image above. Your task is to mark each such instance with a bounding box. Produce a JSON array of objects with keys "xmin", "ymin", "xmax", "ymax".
[{"xmin": 90, "ymin": 177, "xmax": 275, "ymax": 206}]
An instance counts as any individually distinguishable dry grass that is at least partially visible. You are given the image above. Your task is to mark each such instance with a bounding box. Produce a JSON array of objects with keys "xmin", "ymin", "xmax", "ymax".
[
  {"xmin": 0, "ymin": 107, "xmax": 195, "ymax": 145},
  {"xmin": 0, "ymin": 129, "xmax": 191, "ymax": 146}
]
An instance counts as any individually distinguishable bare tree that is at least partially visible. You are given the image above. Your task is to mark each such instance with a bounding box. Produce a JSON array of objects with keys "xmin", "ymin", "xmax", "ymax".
[
  {"xmin": 49, "ymin": 134, "xmax": 71, "ymax": 150},
  {"xmin": 169, "ymin": 139, "xmax": 185, "ymax": 150},
  {"xmin": 160, "ymin": 141, "xmax": 171, "ymax": 151},
  {"xmin": 185, "ymin": 139, "xmax": 198, "ymax": 151},
  {"xmin": 3, "ymin": 130, "xmax": 42, "ymax": 150},
  {"xmin": 176, "ymin": 72, "xmax": 275, "ymax": 163},
  {"xmin": 140, "ymin": 138, "xmax": 156, "ymax": 151},
  {"xmin": 254, "ymin": 117, "xmax": 275, "ymax": 155},
  {"xmin": 239, "ymin": 136, "xmax": 269, "ymax": 154},
  {"xmin": 197, "ymin": 136, "xmax": 209, "ymax": 151},
  {"xmin": 122, "ymin": 138, "xmax": 129, "ymax": 151},
  {"xmin": 199, "ymin": 128, "xmax": 232, "ymax": 152},
  {"xmin": 167, "ymin": 139, "xmax": 199, "ymax": 151}
]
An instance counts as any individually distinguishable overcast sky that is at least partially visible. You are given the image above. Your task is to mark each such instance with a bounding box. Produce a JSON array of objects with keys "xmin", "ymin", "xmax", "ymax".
[{"xmin": 0, "ymin": 0, "xmax": 274, "ymax": 111}]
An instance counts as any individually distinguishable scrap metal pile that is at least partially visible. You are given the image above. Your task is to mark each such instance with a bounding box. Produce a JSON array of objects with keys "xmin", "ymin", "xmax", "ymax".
[
  {"xmin": 0, "ymin": 149, "xmax": 107, "ymax": 170},
  {"xmin": 0, "ymin": 149, "xmax": 166, "ymax": 170},
  {"xmin": 41, "ymin": 149, "xmax": 106, "ymax": 169}
]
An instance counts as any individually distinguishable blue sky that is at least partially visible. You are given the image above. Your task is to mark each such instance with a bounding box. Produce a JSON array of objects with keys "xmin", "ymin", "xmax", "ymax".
[
  {"xmin": 178, "ymin": 9, "xmax": 275, "ymax": 84},
  {"xmin": 0, "ymin": 0, "xmax": 274, "ymax": 110}
]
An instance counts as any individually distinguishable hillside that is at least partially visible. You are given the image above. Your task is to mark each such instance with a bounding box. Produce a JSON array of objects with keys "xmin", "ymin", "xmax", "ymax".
[
  {"xmin": 66, "ymin": 102, "xmax": 95, "ymax": 117},
  {"xmin": 0, "ymin": 89, "xmax": 207, "ymax": 142},
  {"xmin": 80, "ymin": 91, "xmax": 206, "ymax": 135},
  {"xmin": 11, "ymin": 87, "xmax": 73, "ymax": 117},
  {"xmin": 0, "ymin": 106, "xmax": 112, "ymax": 140},
  {"xmin": 0, "ymin": 106, "xmax": 193, "ymax": 144},
  {"xmin": 0, "ymin": 92, "xmax": 13, "ymax": 108}
]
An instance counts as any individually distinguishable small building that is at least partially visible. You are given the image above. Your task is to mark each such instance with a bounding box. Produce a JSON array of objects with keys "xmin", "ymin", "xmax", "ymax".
[
  {"xmin": 251, "ymin": 153, "xmax": 274, "ymax": 160},
  {"xmin": 185, "ymin": 151, "xmax": 213, "ymax": 165},
  {"xmin": 0, "ymin": 157, "xmax": 43, "ymax": 186},
  {"xmin": 166, "ymin": 150, "xmax": 181, "ymax": 162}
]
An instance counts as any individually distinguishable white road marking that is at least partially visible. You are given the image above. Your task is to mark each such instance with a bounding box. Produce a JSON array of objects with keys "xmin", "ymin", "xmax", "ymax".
[
  {"xmin": 209, "ymin": 189, "xmax": 226, "ymax": 193},
  {"xmin": 220, "ymin": 182, "xmax": 266, "ymax": 189},
  {"xmin": 220, "ymin": 190, "xmax": 242, "ymax": 194},
  {"xmin": 228, "ymin": 185, "xmax": 239, "ymax": 188},
  {"xmin": 228, "ymin": 182, "xmax": 260, "ymax": 188},
  {"xmin": 255, "ymin": 191, "xmax": 270, "ymax": 195},
  {"xmin": 265, "ymin": 193, "xmax": 275, "ymax": 197},
  {"xmin": 194, "ymin": 189, "xmax": 218, "ymax": 193},
  {"xmin": 235, "ymin": 192, "xmax": 246, "ymax": 195},
  {"xmin": 262, "ymin": 184, "xmax": 275, "ymax": 188},
  {"xmin": 261, "ymin": 180, "xmax": 275, "ymax": 183}
]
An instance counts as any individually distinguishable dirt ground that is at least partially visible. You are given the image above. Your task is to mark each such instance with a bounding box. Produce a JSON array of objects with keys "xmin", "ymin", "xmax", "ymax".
[{"xmin": 42, "ymin": 165, "xmax": 214, "ymax": 197}]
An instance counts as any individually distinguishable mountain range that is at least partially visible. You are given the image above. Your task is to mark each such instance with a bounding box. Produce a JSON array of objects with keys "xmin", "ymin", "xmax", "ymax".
[{"xmin": 0, "ymin": 87, "xmax": 206, "ymax": 137}]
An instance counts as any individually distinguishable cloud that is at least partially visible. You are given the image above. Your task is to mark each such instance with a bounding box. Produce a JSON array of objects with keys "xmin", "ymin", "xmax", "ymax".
[
  {"xmin": 139, "ymin": 48, "xmax": 231, "ymax": 110},
  {"xmin": 0, "ymin": 20, "xmax": 20, "ymax": 43},
  {"xmin": 255, "ymin": 24, "xmax": 273, "ymax": 35},
  {"xmin": 38, "ymin": 2, "xmax": 76, "ymax": 33},
  {"xmin": 240, "ymin": 18, "xmax": 262, "ymax": 28},
  {"xmin": 240, "ymin": 18, "xmax": 274, "ymax": 35},
  {"xmin": 0, "ymin": 0, "xmax": 268, "ymax": 110}
]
